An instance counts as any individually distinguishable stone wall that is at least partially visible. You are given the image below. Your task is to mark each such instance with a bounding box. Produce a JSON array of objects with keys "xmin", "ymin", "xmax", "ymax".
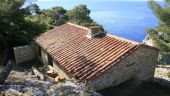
[
  {"xmin": 14, "ymin": 45, "xmax": 38, "ymax": 64},
  {"xmin": 86, "ymin": 46, "xmax": 159, "ymax": 90},
  {"xmin": 40, "ymin": 48, "xmax": 49, "ymax": 67},
  {"xmin": 39, "ymin": 46, "xmax": 159, "ymax": 91},
  {"xmin": 40, "ymin": 47, "xmax": 75, "ymax": 80},
  {"xmin": 53, "ymin": 61, "xmax": 74, "ymax": 80}
]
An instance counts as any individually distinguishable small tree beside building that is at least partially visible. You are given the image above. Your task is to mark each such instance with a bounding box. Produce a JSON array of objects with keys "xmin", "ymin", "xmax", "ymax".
[{"xmin": 147, "ymin": 0, "xmax": 170, "ymax": 64}]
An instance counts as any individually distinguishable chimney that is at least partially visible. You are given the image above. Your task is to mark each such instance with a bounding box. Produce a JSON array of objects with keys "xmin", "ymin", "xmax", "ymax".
[{"xmin": 86, "ymin": 26, "xmax": 101, "ymax": 38}]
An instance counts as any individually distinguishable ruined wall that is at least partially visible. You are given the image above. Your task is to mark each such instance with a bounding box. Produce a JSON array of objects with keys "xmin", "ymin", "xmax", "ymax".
[
  {"xmin": 14, "ymin": 45, "xmax": 38, "ymax": 64},
  {"xmin": 86, "ymin": 47, "xmax": 159, "ymax": 90}
]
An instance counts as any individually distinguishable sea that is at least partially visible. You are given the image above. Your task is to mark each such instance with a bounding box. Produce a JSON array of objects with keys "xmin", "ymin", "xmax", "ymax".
[{"xmin": 34, "ymin": 1, "xmax": 163, "ymax": 42}]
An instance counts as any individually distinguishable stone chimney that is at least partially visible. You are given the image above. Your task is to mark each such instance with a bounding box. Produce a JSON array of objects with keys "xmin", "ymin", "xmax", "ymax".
[{"xmin": 86, "ymin": 26, "xmax": 101, "ymax": 38}]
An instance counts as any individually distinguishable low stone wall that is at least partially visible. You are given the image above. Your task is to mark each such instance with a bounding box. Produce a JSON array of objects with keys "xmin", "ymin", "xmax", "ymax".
[{"xmin": 14, "ymin": 45, "xmax": 38, "ymax": 64}]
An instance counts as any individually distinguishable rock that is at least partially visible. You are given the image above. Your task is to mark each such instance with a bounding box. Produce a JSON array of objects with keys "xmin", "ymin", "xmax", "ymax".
[
  {"xmin": 47, "ymin": 70, "xmax": 58, "ymax": 78},
  {"xmin": 54, "ymin": 76, "xmax": 59, "ymax": 83},
  {"xmin": 5, "ymin": 89, "xmax": 22, "ymax": 96},
  {"xmin": 51, "ymin": 73, "xmax": 58, "ymax": 78},
  {"xmin": 54, "ymin": 75, "xmax": 65, "ymax": 83},
  {"xmin": 48, "ymin": 65, "xmax": 54, "ymax": 71},
  {"xmin": 63, "ymin": 81, "xmax": 81, "ymax": 89},
  {"xmin": 47, "ymin": 70, "xmax": 53, "ymax": 74},
  {"xmin": 32, "ymin": 66, "xmax": 45, "ymax": 80},
  {"xmin": 91, "ymin": 92, "xmax": 103, "ymax": 96},
  {"xmin": 58, "ymin": 92, "xmax": 64, "ymax": 96},
  {"xmin": 58, "ymin": 75, "xmax": 65, "ymax": 82},
  {"xmin": 0, "ymin": 93, "xmax": 5, "ymax": 96}
]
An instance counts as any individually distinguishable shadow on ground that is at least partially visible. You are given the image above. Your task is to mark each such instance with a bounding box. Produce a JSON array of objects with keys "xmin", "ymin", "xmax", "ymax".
[
  {"xmin": 98, "ymin": 79, "xmax": 170, "ymax": 96},
  {"xmin": 14, "ymin": 59, "xmax": 43, "ymax": 71}
]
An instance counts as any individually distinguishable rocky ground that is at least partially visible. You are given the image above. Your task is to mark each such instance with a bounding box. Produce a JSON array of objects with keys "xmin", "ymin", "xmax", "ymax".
[
  {"xmin": 0, "ymin": 66, "xmax": 101, "ymax": 96},
  {"xmin": 153, "ymin": 65, "xmax": 170, "ymax": 87},
  {"xmin": 154, "ymin": 65, "xmax": 170, "ymax": 80},
  {"xmin": 0, "ymin": 61, "xmax": 170, "ymax": 96}
]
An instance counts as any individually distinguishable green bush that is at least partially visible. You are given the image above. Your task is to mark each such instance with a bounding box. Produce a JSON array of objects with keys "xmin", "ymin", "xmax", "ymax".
[
  {"xmin": 167, "ymin": 72, "xmax": 170, "ymax": 78},
  {"xmin": 0, "ymin": 66, "xmax": 5, "ymax": 73}
]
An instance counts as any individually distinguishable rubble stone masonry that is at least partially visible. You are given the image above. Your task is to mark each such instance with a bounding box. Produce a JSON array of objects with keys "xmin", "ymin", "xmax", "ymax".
[
  {"xmin": 14, "ymin": 45, "xmax": 37, "ymax": 64},
  {"xmin": 86, "ymin": 46, "xmax": 159, "ymax": 90},
  {"xmin": 39, "ymin": 45, "xmax": 159, "ymax": 91}
]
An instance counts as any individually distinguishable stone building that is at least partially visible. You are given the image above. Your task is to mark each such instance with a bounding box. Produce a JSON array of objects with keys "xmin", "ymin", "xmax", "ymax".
[{"xmin": 35, "ymin": 23, "xmax": 159, "ymax": 90}]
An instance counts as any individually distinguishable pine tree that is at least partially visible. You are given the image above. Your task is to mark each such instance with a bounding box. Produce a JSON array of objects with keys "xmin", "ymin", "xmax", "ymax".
[{"xmin": 148, "ymin": 0, "xmax": 170, "ymax": 52}]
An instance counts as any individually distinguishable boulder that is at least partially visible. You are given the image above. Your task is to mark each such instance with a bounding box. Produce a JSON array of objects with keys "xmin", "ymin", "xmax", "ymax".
[
  {"xmin": 54, "ymin": 75, "xmax": 65, "ymax": 83},
  {"xmin": 5, "ymin": 89, "xmax": 23, "ymax": 96},
  {"xmin": 32, "ymin": 66, "xmax": 45, "ymax": 80},
  {"xmin": 48, "ymin": 65, "xmax": 54, "ymax": 71},
  {"xmin": 54, "ymin": 76, "xmax": 59, "ymax": 83},
  {"xmin": 58, "ymin": 75, "xmax": 65, "ymax": 82},
  {"xmin": 47, "ymin": 70, "xmax": 58, "ymax": 78},
  {"xmin": 47, "ymin": 70, "xmax": 53, "ymax": 75}
]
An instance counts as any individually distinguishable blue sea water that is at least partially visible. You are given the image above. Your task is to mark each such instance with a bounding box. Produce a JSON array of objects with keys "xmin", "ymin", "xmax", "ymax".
[
  {"xmin": 34, "ymin": 1, "xmax": 162, "ymax": 42},
  {"xmin": 89, "ymin": 1, "xmax": 159, "ymax": 42}
]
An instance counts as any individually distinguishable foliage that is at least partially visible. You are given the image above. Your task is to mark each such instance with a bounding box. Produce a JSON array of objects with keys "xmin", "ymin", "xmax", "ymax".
[
  {"xmin": 147, "ymin": 0, "xmax": 170, "ymax": 52},
  {"xmin": 66, "ymin": 5, "xmax": 91, "ymax": 24},
  {"xmin": 25, "ymin": 14, "xmax": 54, "ymax": 36},
  {"xmin": 0, "ymin": 1, "xmax": 105, "ymax": 64},
  {"xmin": 67, "ymin": 4, "xmax": 94, "ymax": 26},
  {"xmin": 0, "ymin": 66, "xmax": 5, "ymax": 73},
  {"xmin": 27, "ymin": 4, "xmax": 40, "ymax": 15},
  {"xmin": 0, "ymin": 0, "xmax": 28, "ymax": 46},
  {"xmin": 0, "ymin": 1, "xmax": 104, "ymax": 47},
  {"xmin": 41, "ymin": 6, "xmax": 67, "ymax": 26},
  {"xmin": 0, "ymin": 0, "xmax": 54, "ymax": 64},
  {"xmin": 66, "ymin": 4, "xmax": 105, "ymax": 32},
  {"xmin": 40, "ymin": 4, "xmax": 105, "ymax": 31},
  {"xmin": 41, "ymin": 6, "xmax": 67, "ymax": 17},
  {"xmin": 0, "ymin": 1, "xmax": 54, "ymax": 47},
  {"xmin": 167, "ymin": 72, "xmax": 170, "ymax": 78}
]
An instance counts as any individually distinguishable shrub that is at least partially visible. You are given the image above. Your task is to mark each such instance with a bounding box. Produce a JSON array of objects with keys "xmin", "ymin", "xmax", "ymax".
[
  {"xmin": 167, "ymin": 72, "xmax": 170, "ymax": 78},
  {"xmin": 0, "ymin": 66, "xmax": 5, "ymax": 73}
]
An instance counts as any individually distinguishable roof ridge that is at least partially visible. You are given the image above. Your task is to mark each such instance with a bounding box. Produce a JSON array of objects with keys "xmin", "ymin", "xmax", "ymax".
[
  {"xmin": 107, "ymin": 34, "xmax": 139, "ymax": 45},
  {"xmin": 67, "ymin": 22, "xmax": 89, "ymax": 30}
]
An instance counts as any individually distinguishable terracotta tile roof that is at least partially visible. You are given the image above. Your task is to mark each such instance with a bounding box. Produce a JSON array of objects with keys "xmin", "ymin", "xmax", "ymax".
[{"xmin": 35, "ymin": 23, "xmax": 151, "ymax": 83}]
